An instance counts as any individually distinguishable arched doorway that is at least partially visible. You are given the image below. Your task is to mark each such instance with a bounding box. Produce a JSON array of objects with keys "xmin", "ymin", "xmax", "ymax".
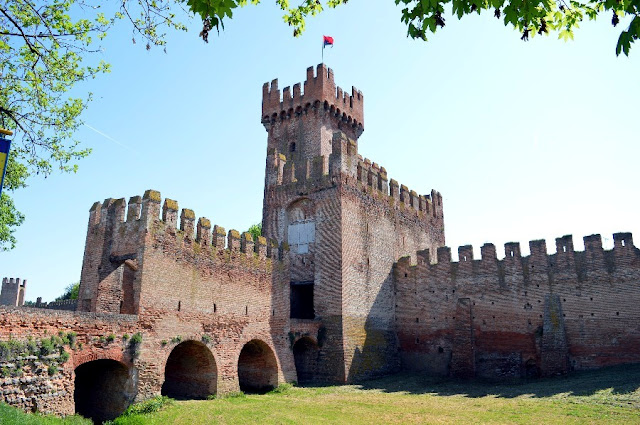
[
  {"xmin": 293, "ymin": 337, "xmax": 319, "ymax": 385},
  {"xmin": 74, "ymin": 359, "xmax": 136, "ymax": 423},
  {"xmin": 237, "ymin": 339, "xmax": 278, "ymax": 393},
  {"xmin": 162, "ymin": 340, "xmax": 217, "ymax": 399}
]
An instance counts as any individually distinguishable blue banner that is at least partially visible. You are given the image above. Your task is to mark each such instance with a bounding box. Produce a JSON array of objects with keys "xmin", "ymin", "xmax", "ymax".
[{"xmin": 0, "ymin": 137, "xmax": 11, "ymax": 196}]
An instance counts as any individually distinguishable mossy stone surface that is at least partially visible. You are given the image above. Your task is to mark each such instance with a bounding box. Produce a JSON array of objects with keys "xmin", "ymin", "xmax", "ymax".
[
  {"xmin": 164, "ymin": 199, "xmax": 178, "ymax": 211},
  {"xmin": 143, "ymin": 189, "xmax": 161, "ymax": 202},
  {"xmin": 181, "ymin": 209, "xmax": 195, "ymax": 220}
]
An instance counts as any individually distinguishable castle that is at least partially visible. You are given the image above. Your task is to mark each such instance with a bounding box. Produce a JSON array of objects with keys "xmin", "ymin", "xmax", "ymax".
[{"xmin": 0, "ymin": 64, "xmax": 638, "ymax": 422}]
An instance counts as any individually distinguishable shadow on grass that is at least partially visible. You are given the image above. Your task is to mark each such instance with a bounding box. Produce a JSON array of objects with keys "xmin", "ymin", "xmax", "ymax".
[{"xmin": 352, "ymin": 363, "xmax": 640, "ymax": 402}]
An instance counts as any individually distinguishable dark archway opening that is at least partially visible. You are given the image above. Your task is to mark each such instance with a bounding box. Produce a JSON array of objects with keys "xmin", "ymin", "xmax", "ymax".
[
  {"xmin": 74, "ymin": 359, "xmax": 135, "ymax": 423},
  {"xmin": 238, "ymin": 339, "xmax": 278, "ymax": 393},
  {"xmin": 293, "ymin": 337, "xmax": 320, "ymax": 385},
  {"xmin": 162, "ymin": 340, "xmax": 217, "ymax": 399},
  {"xmin": 525, "ymin": 358, "xmax": 540, "ymax": 378}
]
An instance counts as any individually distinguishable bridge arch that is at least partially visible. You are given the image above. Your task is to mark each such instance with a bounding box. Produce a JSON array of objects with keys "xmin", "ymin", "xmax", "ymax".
[
  {"xmin": 237, "ymin": 339, "xmax": 278, "ymax": 393},
  {"xmin": 74, "ymin": 359, "xmax": 136, "ymax": 422},
  {"xmin": 162, "ymin": 340, "xmax": 217, "ymax": 399}
]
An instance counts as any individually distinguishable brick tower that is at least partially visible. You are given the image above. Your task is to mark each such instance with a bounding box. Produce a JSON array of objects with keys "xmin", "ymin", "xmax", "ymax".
[{"xmin": 261, "ymin": 64, "xmax": 445, "ymax": 383}]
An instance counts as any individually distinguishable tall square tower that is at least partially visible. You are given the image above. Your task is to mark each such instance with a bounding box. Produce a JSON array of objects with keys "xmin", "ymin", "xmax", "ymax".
[{"xmin": 261, "ymin": 65, "xmax": 445, "ymax": 382}]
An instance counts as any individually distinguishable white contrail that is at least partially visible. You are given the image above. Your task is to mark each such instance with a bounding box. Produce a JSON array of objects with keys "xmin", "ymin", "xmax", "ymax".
[{"xmin": 84, "ymin": 123, "xmax": 138, "ymax": 155}]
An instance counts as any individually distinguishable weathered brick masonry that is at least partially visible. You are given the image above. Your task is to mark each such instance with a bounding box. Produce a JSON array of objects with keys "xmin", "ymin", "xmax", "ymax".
[
  {"xmin": 0, "ymin": 64, "xmax": 638, "ymax": 420},
  {"xmin": 395, "ymin": 233, "xmax": 640, "ymax": 378},
  {"xmin": 261, "ymin": 64, "xmax": 444, "ymax": 382}
]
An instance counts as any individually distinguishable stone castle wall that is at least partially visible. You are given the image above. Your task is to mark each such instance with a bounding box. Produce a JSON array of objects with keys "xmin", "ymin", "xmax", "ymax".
[
  {"xmin": 0, "ymin": 306, "xmax": 138, "ymax": 416},
  {"xmin": 394, "ymin": 232, "xmax": 640, "ymax": 378},
  {"xmin": 0, "ymin": 191, "xmax": 296, "ymax": 419}
]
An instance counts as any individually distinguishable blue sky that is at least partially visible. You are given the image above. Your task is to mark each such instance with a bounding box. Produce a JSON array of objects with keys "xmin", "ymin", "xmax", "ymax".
[{"xmin": 2, "ymin": 1, "xmax": 639, "ymax": 302}]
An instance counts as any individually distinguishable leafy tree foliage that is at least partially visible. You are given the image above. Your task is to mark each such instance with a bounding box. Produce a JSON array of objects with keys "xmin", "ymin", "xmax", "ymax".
[
  {"xmin": 0, "ymin": 0, "xmax": 185, "ymax": 250},
  {"xmin": 191, "ymin": 0, "xmax": 638, "ymax": 55},
  {"xmin": 54, "ymin": 282, "xmax": 79, "ymax": 301},
  {"xmin": 247, "ymin": 222, "xmax": 262, "ymax": 241}
]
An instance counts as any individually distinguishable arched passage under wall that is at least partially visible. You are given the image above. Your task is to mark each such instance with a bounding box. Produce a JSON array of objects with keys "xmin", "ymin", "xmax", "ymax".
[
  {"xmin": 74, "ymin": 359, "xmax": 136, "ymax": 423},
  {"xmin": 237, "ymin": 339, "xmax": 278, "ymax": 393},
  {"xmin": 293, "ymin": 337, "xmax": 320, "ymax": 385},
  {"xmin": 162, "ymin": 340, "xmax": 217, "ymax": 399}
]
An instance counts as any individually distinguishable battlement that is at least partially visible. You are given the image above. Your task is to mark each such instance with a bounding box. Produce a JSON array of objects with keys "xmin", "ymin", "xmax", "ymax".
[
  {"xmin": 262, "ymin": 64, "xmax": 364, "ymax": 135},
  {"xmin": 356, "ymin": 156, "xmax": 443, "ymax": 220},
  {"xmin": 395, "ymin": 232, "xmax": 639, "ymax": 282},
  {"xmin": 0, "ymin": 278, "xmax": 26, "ymax": 307},
  {"xmin": 34, "ymin": 297, "xmax": 78, "ymax": 311},
  {"xmin": 86, "ymin": 190, "xmax": 287, "ymax": 262}
]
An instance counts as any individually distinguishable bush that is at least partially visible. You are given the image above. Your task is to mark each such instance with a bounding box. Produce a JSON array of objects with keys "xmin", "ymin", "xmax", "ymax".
[
  {"xmin": 107, "ymin": 334, "xmax": 116, "ymax": 343},
  {"xmin": 130, "ymin": 333, "xmax": 142, "ymax": 345},
  {"xmin": 67, "ymin": 332, "xmax": 77, "ymax": 346},
  {"xmin": 0, "ymin": 342, "xmax": 10, "ymax": 361},
  {"xmin": 201, "ymin": 334, "xmax": 211, "ymax": 344},
  {"xmin": 269, "ymin": 383, "xmax": 294, "ymax": 394},
  {"xmin": 59, "ymin": 351, "xmax": 70, "ymax": 363},
  {"xmin": 47, "ymin": 364, "xmax": 58, "ymax": 376},
  {"xmin": 40, "ymin": 338, "xmax": 55, "ymax": 356},
  {"xmin": 26, "ymin": 339, "xmax": 38, "ymax": 356},
  {"xmin": 121, "ymin": 396, "xmax": 173, "ymax": 416}
]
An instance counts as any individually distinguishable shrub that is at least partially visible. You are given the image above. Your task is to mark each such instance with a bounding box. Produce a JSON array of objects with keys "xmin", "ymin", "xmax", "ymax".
[
  {"xmin": 130, "ymin": 333, "xmax": 142, "ymax": 345},
  {"xmin": 47, "ymin": 364, "xmax": 58, "ymax": 376},
  {"xmin": 201, "ymin": 334, "xmax": 211, "ymax": 344},
  {"xmin": 67, "ymin": 332, "xmax": 77, "ymax": 346},
  {"xmin": 26, "ymin": 339, "xmax": 38, "ymax": 356},
  {"xmin": 40, "ymin": 338, "xmax": 55, "ymax": 356},
  {"xmin": 171, "ymin": 336, "xmax": 182, "ymax": 344},
  {"xmin": 107, "ymin": 334, "xmax": 116, "ymax": 343},
  {"xmin": 0, "ymin": 342, "xmax": 10, "ymax": 361},
  {"xmin": 11, "ymin": 367, "xmax": 23, "ymax": 378},
  {"xmin": 269, "ymin": 383, "xmax": 294, "ymax": 394},
  {"xmin": 121, "ymin": 396, "xmax": 173, "ymax": 416},
  {"xmin": 122, "ymin": 334, "xmax": 130, "ymax": 341},
  {"xmin": 59, "ymin": 351, "xmax": 70, "ymax": 363}
]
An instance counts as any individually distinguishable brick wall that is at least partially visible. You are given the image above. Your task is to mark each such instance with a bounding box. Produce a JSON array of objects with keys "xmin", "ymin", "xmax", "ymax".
[
  {"xmin": 261, "ymin": 65, "xmax": 446, "ymax": 384},
  {"xmin": 395, "ymin": 233, "xmax": 640, "ymax": 378}
]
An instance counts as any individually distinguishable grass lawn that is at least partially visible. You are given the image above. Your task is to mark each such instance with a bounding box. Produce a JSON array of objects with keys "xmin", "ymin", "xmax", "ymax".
[{"xmin": 3, "ymin": 364, "xmax": 640, "ymax": 424}]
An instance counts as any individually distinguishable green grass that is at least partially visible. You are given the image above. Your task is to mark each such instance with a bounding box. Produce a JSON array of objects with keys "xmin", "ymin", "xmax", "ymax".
[
  {"xmin": 0, "ymin": 403, "xmax": 90, "ymax": 424},
  {"xmin": 2, "ymin": 365, "xmax": 640, "ymax": 424}
]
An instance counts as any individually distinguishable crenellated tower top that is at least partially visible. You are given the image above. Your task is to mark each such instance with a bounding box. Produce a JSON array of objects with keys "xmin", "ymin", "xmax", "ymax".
[{"xmin": 261, "ymin": 63, "xmax": 364, "ymax": 138}]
